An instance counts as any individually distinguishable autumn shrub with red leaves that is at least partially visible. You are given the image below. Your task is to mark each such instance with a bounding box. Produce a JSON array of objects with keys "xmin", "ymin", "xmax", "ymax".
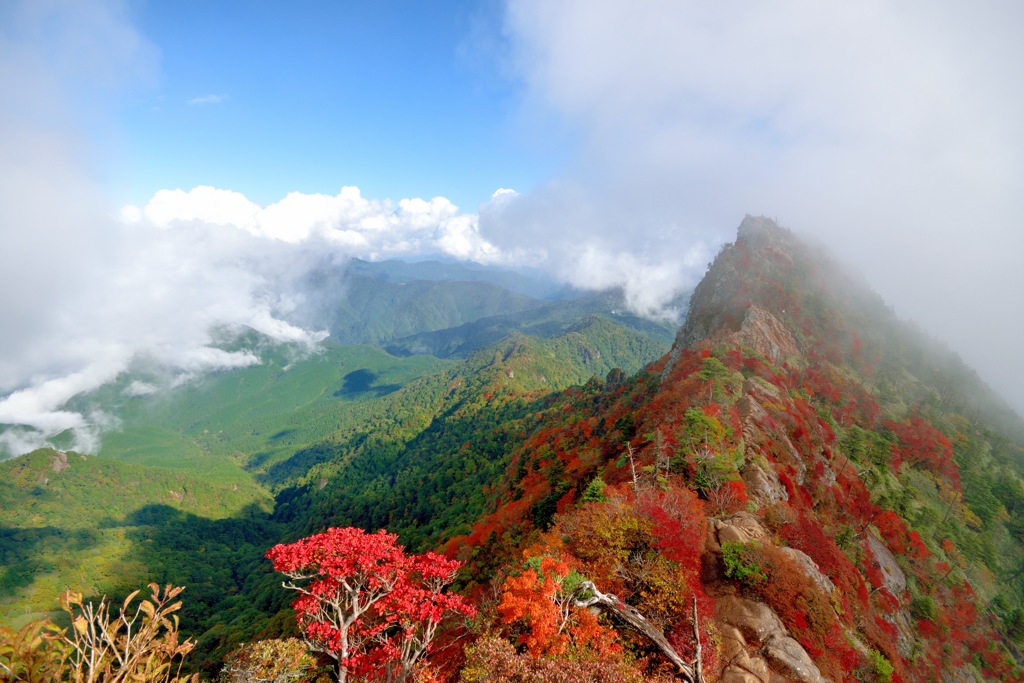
[{"xmin": 267, "ymin": 527, "xmax": 476, "ymax": 683}]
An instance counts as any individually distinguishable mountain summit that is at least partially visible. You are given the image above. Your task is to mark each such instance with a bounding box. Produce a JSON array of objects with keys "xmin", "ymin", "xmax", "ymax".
[{"xmin": 449, "ymin": 215, "xmax": 1024, "ymax": 681}]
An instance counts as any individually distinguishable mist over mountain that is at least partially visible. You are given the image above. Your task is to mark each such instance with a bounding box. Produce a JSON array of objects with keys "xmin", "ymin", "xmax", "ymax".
[
  {"xmin": 0, "ymin": 254, "xmax": 681, "ymax": 459},
  {"xmin": 2, "ymin": 1, "xmax": 1024, "ymax": 680}
]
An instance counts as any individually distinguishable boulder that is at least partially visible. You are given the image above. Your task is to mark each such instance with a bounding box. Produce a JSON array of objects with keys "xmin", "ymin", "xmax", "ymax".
[
  {"xmin": 716, "ymin": 595, "xmax": 825, "ymax": 683},
  {"xmin": 716, "ymin": 595, "xmax": 786, "ymax": 645},
  {"xmin": 708, "ymin": 512, "xmax": 772, "ymax": 554},
  {"xmin": 779, "ymin": 547, "xmax": 835, "ymax": 595},
  {"xmin": 763, "ymin": 635, "xmax": 825, "ymax": 683}
]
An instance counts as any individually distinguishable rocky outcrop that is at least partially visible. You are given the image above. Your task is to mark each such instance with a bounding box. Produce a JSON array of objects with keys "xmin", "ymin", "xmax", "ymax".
[
  {"xmin": 50, "ymin": 450, "xmax": 69, "ymax": 473},
  {"xmin": 670, "ymin": 215, "xmax": 796, "ymax": 354},
  {"xmin": 706, "ymin": 512, "xmax": 835, "ymax": 682},
  {"xmin": 732, "ymin": 306, "xmax": 799, "ymax": 364},
  {"xmin": 867, "ymin": 534, "xmax": 915, "ymax": 656},
  {"xmin": 866, "ymin": 534, "xmax": 907, "ymax": 596},
  {"xmin": 779, "ymin": 547, "xmax": 835, "ymax": 595},
  {"xmin": 707, "ymin": 512, "xmax": 772, "ymax": 554},
  {"xmin": 716, "ymin": 595, "xmax": 825, "ymax": 683},
  {"xmin": 737, "ymin": 381, "xmax": 807, "ymax": 484},
  {"xmin": 741, "ymin": 463, "xmax": 789, "ymax": 507}
]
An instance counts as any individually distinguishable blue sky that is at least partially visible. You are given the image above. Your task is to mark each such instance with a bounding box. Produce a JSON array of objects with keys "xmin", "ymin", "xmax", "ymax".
[
  {"xmin": 113, "ymin": 0, "xmax": 558, "ymax": 210},
  {"xmin": 1, "ymin": 0, "xmax": 1024, "ymax": 453}
]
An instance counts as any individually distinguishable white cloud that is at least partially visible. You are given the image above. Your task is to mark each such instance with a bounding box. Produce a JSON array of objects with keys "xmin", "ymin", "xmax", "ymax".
[
  {"xmin": 0, "ymin": 175, "xmax": 518, "ymax": 458},
  {"xmin": 494, "ymin": 0, "xmax": 1024, "ymax": 414},
  {"xmin": 187, "ymin": 93, "xmax": 227, "ymax": 105},
  {"xmin": 124, "ymin": 380, "xmax": 157, "ymax": 397},
  {"xmin": 144, "ymin": 186, "xmax": 260, "ymax": 230},
  {"xmin": 130, "ymin": 185, "xmax": 507, "ymax": 262}
]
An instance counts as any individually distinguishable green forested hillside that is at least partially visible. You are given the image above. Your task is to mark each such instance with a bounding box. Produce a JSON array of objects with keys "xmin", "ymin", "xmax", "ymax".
[
  {"xmin": 0, "ymin": 309, "xmax": 670, "ymax": 676},
  {"xmin": 0, "ymin": 448, "xmax": 270, "ymax": 628},
  {"xmin": 331, "ymin": 271, "xmax": 677, "ymax": 357},
  {"xmin": 94, "ymin": 343, "xmax": 452, "ymax": 477}
]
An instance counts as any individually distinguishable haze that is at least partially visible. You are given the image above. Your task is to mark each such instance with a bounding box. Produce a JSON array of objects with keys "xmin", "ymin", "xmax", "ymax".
[{"xmin": 1, "ymin": 0, "xmax": 1022, "ymax": 456}]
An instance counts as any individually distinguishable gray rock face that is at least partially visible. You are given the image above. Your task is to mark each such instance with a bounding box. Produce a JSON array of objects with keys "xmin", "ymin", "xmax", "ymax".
[
  {"xmin": 717, "ymin": 595, "xmax": 787, "ymax": 646},
  {"xmin": 866, "ymin": 534, "xmax": 907, "ymax": 595},
  {"xmin": 779, "ymin": 547, "xmax": 836, "ymax": 595},
  {"xmin": 742, "ymin": 463, "xmax": 789, "ymax": 506},
  {"xmin": 866, "ymin": 534, "xmax": 915, "ymax": 656},
  {"xmin": 763, "ymin": 634, "xmax": 824, "ymax": 683},
  {"xmin": 715, "ymin": 595, "xmax": 825, "ymax": 683},
  {"xmin": 734, "ymin": 306, "xmax": 799, "ymax": 364}
]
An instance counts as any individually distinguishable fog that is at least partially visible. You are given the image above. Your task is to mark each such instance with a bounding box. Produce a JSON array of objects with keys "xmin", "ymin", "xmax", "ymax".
[
  {"xmin": 1, "ymin": 0, "xmax": 1022, "ymax": 456},
  {"xmin": 484, "ymin": 0, "xmax": 1024, "ymax": 414}
]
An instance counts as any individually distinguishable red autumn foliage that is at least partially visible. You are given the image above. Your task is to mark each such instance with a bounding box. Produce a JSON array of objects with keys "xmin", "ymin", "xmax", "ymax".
[
  {"xmin": 266, "ymin": 527, "xmax": 475, "ymax": 683},
  {"xmin": 874, "ymin": 510, "xmax": 908, "ymax": 555},
  {"xmin": 887, "ymin": 414, "xmax": 959, "ymax": 487}
]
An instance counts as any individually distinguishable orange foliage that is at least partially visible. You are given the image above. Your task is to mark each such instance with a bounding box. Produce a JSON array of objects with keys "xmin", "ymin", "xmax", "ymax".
[{"xmin": 496, "ymin": 557, "xmax": 618, "ymax": 658}]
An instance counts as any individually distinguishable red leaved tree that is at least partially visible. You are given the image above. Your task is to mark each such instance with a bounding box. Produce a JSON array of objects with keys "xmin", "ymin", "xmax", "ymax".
[{"xmin": 266, "ymin": 527, "xmax": 476, "ymax": 683}]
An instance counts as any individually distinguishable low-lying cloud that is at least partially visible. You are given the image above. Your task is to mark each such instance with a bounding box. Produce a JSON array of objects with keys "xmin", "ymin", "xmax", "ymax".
[{"xmin": 493, "ymin": 0, "xmax": 1024, "ymax": 414}]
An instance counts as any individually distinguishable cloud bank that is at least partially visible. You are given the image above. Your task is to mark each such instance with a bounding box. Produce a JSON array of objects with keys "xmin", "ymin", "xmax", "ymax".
[
  {"xmin": 0, "ymin": 3, "xmax": 327, "ymax": 456},
  {"xmin": 3, "ymin": 0, "xmax": 1023, "ymax": 456},
  {"xmin": 489, "ymin": 0, "xmax": 1024, "ymax": 414},
  {"xmin": 2, "ymin": 169, "xmax": 703, "ymax": 456}
]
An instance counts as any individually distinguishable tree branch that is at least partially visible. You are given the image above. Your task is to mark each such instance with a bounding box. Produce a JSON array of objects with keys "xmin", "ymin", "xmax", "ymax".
[{"xmin": 574, "ymin": 581, "xmax": 695, "ymax": 683}]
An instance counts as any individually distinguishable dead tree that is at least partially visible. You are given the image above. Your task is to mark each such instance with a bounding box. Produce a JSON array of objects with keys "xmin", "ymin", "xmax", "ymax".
[{"xmin": 574, "ymin": 580, "xmax": 702, "ymax": 683}]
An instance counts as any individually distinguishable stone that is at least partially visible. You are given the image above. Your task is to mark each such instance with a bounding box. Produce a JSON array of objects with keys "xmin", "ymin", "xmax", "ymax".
[
  {"xmin": 720, "ymin": 626, "xmax": 771, "ymax": 683},
  {"xmin": 719, "ymin": 512, "xmax": 772, "ymax": 544},
  {"xmin": 51, "ymin": 451, "xmax": 69, "ymax": 473},
  {"xmin": 779, "ymin": 547, "xmax": 835, "ymax": 595},
  {"xmin": 720, "ymin": 668, "xmax": 767, "ymax": 683},
  {"xmin": 734, "ymin": 306, "xmax": 799, "ymax": 364},
  {"xmin": 742, "ymin": 463, "xmax": 789, "ymax": 506},
  {"xmin": 716, "ymin": 595, "xmax": 786, "ymax": 645},
  {"xmin": 866, "ymin": 534, "xmax": 907, "ymax": 595},
  {"xmin": 763, "ymin": 634, "xmax": 824, "ymax": 683}
]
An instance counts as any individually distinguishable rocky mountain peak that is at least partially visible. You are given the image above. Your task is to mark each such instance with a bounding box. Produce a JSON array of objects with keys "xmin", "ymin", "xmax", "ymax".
[
  {"xmin": 665, "ymin": 216, "xmax": 802, "ymax": 373},
  {"xmin": 736, "ymin": 213, "xmax": 790, "ymax": 249}
]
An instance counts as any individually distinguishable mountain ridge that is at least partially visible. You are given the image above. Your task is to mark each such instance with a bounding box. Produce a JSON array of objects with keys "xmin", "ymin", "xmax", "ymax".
[{"xmin": 441, "ymin": 215, "xmax": 1024, "ymax": 681}]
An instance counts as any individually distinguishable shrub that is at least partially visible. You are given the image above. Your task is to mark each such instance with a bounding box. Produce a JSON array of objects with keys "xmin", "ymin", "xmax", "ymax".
[
  {"xmin": 0, "ymin": 583, "xmax": 198, "ymax": 683},
  {"xmin": 220, "ymin": 638, "xmax": 321, "ymax": 683},
  {"xmin": 865, "ymin": 648, "xmax": 894, "ymax": 683},
  {"xmin": 460, "ymin": 635, "xmax": 652, "ymax": 683},
  {"xmin": 721, "ymin": 541, "xmax": 766, "ymax": 585}
]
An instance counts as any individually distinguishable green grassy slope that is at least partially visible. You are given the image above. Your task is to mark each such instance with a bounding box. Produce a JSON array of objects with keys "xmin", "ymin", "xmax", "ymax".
[
  {"xmin": 0, "ymin": 448, "xmax": 271, "ymax": 627},
  {"xmin": 97, "ymin": 344, "xmax": 451, "ymax": 478}
]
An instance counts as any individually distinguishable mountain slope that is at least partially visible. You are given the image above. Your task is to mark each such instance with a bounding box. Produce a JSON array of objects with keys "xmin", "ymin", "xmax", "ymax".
[
  {"xmin": 329, "ymin": 266, "xmax": 678, "ymax": 357},
  {"xmin": 6, "ymin": 222, "xmax": 1023, "ymax": 681},
  {"xmin": 0, "ymin": 448, "xmax": 270, "ymax": 627},
  {"xmin": 0, "ymin": 313, "xmax": 671, "ymax": 675},
  {"xmin": 446, "ymin": 216, "xmax": 1024, "ymax": 681}
]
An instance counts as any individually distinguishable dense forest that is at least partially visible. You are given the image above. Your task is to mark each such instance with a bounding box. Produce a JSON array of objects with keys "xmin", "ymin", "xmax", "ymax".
[{"xmin": 3, "ymin": 218, "xmax": 1024, "ymax": 682}]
